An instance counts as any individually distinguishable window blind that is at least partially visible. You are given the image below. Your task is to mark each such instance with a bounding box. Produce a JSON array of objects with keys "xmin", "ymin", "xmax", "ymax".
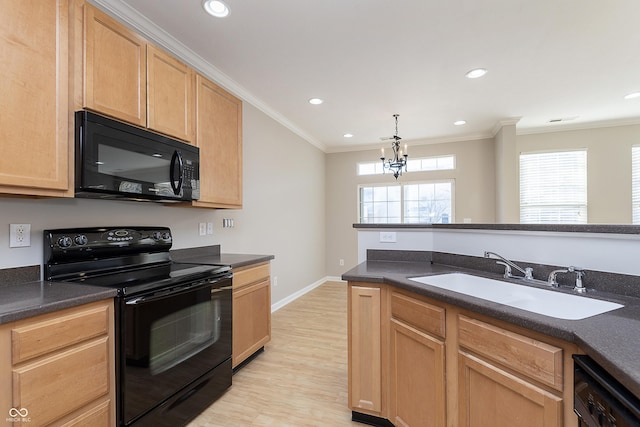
[
  {"xmin": 632, "ymin": 146, "xmax": 640, "ymax": 224},
  {"xmin": 519, "ymin": 150, "xmax": 587, "ymax": 224}
]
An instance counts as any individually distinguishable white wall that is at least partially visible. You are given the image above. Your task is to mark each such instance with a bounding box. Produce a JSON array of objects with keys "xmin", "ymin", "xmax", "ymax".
[
  {"xmin": 325, "ymin": 137, "xmax": 496, "ymax": 278},
  {"xmin": 0, "ymin": 104, "xmax": 327, "ymax": 308},
  {"xmin": 358, "ymin": 228, "xmax": 640, "ymax": 276}
]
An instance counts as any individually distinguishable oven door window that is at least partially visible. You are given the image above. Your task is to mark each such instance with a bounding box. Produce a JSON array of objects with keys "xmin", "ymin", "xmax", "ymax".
[{"xmin": 122, "ymin": 282, "xmax": 231, "ymax": 424}]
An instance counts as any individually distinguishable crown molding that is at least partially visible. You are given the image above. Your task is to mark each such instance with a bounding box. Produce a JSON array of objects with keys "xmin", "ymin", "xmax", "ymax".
[
  {"xmin": 91, "ymin": 0, "xmax": 327, "ymax": 152},
  {"xmin": 325, "ymin": 131, "xmax": 496, "ymax": 154},
  {"xmin": 516, "ymin": 116, "xmax": 640, "ymax": 136},
  {"xmin": 490, "ymin": 117, "xmax": 522, "ymax": 137}
]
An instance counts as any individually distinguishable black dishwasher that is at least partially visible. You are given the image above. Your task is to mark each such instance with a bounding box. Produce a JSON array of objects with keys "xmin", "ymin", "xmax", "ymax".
[{"xmin": 573, "ymin": 355, "xmax": 640, "ymax": 427}]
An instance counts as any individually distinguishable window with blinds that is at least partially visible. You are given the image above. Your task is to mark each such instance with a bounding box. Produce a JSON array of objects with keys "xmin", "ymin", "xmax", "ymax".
[
  {"xmin": 632, "ymin": 146, "xmax": 640, "ymax": 224},
  {"xmin": 519, "ymin": 150, "xmax": 587, "ymax": 224},
  {"xmin": 359, "ymin": 180, "xmax": 453, "ymax": 223}
]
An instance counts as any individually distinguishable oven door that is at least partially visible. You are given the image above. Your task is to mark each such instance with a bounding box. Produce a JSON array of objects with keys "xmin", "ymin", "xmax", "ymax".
[{"xmin": 119, "ymin": 276, "xmax": 231, "ymax": 426}]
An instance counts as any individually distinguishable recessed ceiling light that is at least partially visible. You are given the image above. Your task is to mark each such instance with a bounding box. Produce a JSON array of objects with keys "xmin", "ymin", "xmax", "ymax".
[
  {"xmin": 465, "ymin": 68, "xmax": 487, "ymax": 79},
  {"xmin": 453, "ymin": 120, "xmax": 467, "ymax": 126},
  {"xmin": 624, "ymin": 92, "xmax": 640, "ymax": 100},
  {"xmin": 203, "ymin": 0, "xmax": 230, "ymax": 18},
  {"xmin": 343, "ymin": 133, "xmax": 354, "ymax": 138},
  {"xmin": 308, "ymin": 98, "xmax": 324, "ymax": 105}
]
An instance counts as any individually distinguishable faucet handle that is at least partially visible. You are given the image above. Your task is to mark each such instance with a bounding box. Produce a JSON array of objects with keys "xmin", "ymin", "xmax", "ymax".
[
  {"xmin": 570, "ymin": 267, "xmax": 587, "ymax": 292},
  {"xmin": 495, "ymin": 261, "xmax": 512, "ymax": 279}
]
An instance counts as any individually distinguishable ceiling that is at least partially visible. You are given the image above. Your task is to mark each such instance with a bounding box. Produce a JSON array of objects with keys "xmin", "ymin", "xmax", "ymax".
[{"xmin": 100, "ymin": 0, "xmax": 640, "ymax": 152}]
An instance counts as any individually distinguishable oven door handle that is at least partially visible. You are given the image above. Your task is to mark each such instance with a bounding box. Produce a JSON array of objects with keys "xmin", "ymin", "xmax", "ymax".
[{"xmin": 125, "ymin": 281, "xmax": 231, "ymax": 305}]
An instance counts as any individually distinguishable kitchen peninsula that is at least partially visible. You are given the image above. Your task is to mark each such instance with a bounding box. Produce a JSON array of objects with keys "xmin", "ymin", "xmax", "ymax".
[{"xmin": 344, "ymin": 223, "xmax": 640, "ymax": 427}]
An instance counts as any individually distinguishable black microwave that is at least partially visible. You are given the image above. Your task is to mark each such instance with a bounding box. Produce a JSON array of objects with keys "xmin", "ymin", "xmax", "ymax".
[{"xmin": 75, "ymin": 111, "xmax": 200, "ymax": 202}]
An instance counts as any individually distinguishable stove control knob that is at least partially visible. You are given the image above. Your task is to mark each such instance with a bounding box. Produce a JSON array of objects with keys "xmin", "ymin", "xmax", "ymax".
[
  {"xmin": 57, "ymin": 236, "xmax": 72, "ymax": 248},
  {"xmin": 74, "ymin": 235, "xmax": 88, "ymax": 246},
  {"xmin": 162, "ymin": 232, "xmax": 171, "ymax": 240},
  {"xmin": 152, "ymin": 231, "xmax": 162, "ymax": 240}
]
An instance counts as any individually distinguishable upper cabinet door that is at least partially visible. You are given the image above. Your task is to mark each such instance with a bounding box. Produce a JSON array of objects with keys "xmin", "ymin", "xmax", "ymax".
[
  {"xmin": 147, "ymin": 45, "xmax": 194, "ymax": 143},
  {"xmin": 0, "ymin": 0, "xmax": 71, "ymax": 195},
  {"xmin": 194, "ymin": 75, "xmax": 243, "ymax": 208},
  {"xmin": 83, "ymin": 4, "xmax": 146, "ymax": 127}
]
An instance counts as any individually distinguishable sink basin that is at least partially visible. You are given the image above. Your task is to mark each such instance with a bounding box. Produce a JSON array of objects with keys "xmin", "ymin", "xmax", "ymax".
[{"xmin": 409, "ymin": 273, "xmax": 623, "ymax": 320}]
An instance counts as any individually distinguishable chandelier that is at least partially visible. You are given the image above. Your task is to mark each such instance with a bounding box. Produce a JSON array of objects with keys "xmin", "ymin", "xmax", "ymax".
[{"xmin": 380, "ymin": 114, "xmax": 408, "ymax": 179}]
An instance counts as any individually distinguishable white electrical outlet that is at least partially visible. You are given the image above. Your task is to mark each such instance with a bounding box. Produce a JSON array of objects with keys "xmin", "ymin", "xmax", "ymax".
[
  {"xmin": 9, "ymin": 224, "xmax": 31, "ymax": 248},
  {"xmin": 273, "ymin": 276, "xmax": 278, "ymax": 287},
  {"xmin": 339, "ymin": 259, "xmax": 345, "ymax": 266},
  {"xmin": 207, "ymin": 222, "xmax": 214, "ymax": 234},
  {"xmin": 199, "ymin": 223, "xmax": 207, "ymax": 236}
]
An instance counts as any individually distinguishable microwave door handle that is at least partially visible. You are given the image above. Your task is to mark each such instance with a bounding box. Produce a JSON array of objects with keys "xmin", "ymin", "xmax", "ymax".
[{"xmin": 170, "ymin": 150, "xmax": 184, "ymax": 196}]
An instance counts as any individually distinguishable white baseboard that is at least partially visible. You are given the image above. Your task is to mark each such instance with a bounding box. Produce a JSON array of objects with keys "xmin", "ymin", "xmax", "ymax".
[{"xmin": 271, "ymin": 276, "xmax": 346, "ymax": 313}]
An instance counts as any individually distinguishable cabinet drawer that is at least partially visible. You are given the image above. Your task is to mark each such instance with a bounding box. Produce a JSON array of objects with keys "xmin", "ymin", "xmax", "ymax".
[
  {"xmin": 233, "ymin": 262, "xmax": 270, "ymax": 289},
  {"xmin": 12, "ymin": 302, "xmax": 110, "ymax": 364},
  {"xmin": 12, "ymin": 337, "xmax": 110, "ymax": 426},
  {"xmin": 458, "ymin": 315, "xmax": 563, "ymax": 391},
  {"xmin": 60, "ymin": 399, "xmax": 111, "ymax": 427},
  {"xmin": 391, "ymin": 291, "xmax": 445, "ymax": 339}
]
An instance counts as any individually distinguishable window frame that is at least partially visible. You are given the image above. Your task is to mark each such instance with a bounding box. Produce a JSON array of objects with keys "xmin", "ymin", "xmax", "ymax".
[
  {"xmin": 519, "ymin": 149, "xmax": 588, "ymax": 224},
  {"xmin": 357, "ymin": 155, "xmax": 456, "ymax": 176},
  {"xmin": 632, "ymin": 145, "xmax": 640, "ymax": 224},
  {"xmin": 358, "ymin": 179, "xmax": 455, "ymax": 224}
]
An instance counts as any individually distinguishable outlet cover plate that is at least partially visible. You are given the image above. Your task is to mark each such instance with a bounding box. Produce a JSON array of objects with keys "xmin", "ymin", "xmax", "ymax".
[{"xmin": 10, "ymin": 224, "xmax": 31, "ymax": 248}]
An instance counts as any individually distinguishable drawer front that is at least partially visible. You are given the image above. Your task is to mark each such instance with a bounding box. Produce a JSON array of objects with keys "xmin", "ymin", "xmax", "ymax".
[
  {"xmin": 12, "ymin": 302, "xmax": 110, "ymax": 364},
  {"xmin": 233, "ymin": 262, "xmax": 270, "ymax": 289},
  {"xmin": 458, "ymin": 315, "xmax": 563, "ymax": 391},
  {"xmin": 391, "ymin": 291, "xmax": 445, "ymax": 339},
  {"xmin": 12, "ymin": 337, "xmax": 110, "ymax": 426},
  {"xmin": 60, "ymin": 399, "xmax": 111, "ymax": 427}
]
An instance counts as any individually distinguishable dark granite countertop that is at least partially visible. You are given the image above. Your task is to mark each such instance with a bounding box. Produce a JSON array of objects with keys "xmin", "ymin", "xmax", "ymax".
[
  {"xmin": 0, "ymin": 247, "xmax": 272, "ymax": 326},
  {"xmin": 0, "ymin": 280, "xmax": 117, "ymax": 324},
  {"xmin": 171, "ymin": 246, "xmax": 274, "ymax": 268},
  {"xmin": 343, "ymin": 260, "xmax": 640, "ymax": 399}
]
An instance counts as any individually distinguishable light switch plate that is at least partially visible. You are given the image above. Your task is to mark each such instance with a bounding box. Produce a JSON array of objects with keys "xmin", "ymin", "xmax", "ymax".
[
  {"xmin": 198, "ymin": 222, "xmax": 206, "ymax": 236},
  {"xmin": 379, "ymin": 231, "xmax": 397, "ymax": 243}
]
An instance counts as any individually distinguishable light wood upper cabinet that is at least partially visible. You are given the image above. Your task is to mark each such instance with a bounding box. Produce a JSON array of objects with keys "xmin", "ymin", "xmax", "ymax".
[
  {"xmin": 147, "ymin": 45, "xmax": 194, "ymax": 143},
  {"xmin": 0, "ymin": 0, "xmax": 72, "ymax": 196},
  {"xmin": 194, "ymin": 74, "xmax": 243, "ymax": 208},
  {"xmin": 82, "ymin": 3, "xmax": 147, "ymax": 127}
]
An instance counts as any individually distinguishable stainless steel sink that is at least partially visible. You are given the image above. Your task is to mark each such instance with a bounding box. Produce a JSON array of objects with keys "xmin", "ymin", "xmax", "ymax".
[{"xmin": 410, "ymin": 273, "xmax": 623, "ymax": 320}]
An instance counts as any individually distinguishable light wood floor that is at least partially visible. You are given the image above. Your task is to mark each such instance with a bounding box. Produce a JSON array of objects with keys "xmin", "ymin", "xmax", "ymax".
[{"xmin": 188, "ymin": 281, "xmax": 361, "ymax": 427}]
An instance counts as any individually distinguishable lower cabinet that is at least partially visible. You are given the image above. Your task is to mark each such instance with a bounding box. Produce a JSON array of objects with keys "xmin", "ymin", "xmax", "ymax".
[
  {"xmin": 0, "ymin": 299, "xmax": 115, "ymax": 426},
  {"xmin": 232, "ymin": 262, "xmax": 271, "ymax": 368},
  {"xmin": 458, "ymin": 352, "xmax": 562, "ymax": 427},
  {"xmin": 389, "ymin": 290, "xmax": 446, "ymax": 427},
  {"xmin": 347, "ymin": 281, "xmax": 579, "ymax": 427},
  {"xmin": 349, "ymin": 284, "xmax": 385, "ymax": 415}
]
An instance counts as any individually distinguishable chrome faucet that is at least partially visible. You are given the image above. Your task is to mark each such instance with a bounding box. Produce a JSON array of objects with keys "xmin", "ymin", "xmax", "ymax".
[
  {"xmin": 548, "ymin": 266, "xmax": 587, "ymax": 292},
  {"xmin": 484, "ymin": 251, "xmax": 535, "ymax": 280}
]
